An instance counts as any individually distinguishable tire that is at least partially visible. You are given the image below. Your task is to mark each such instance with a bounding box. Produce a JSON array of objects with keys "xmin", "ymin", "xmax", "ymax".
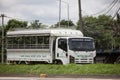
[
  {"xmin": 54, "ymin": 60, "xmax": 63, "ymax": 65},
  {"xmin": 116, "ymin": 56, "xmax": 120, "ymax": 64},
  {"xmin": 57, "ymin": 60, "xmax": 63, "ymax": 64}
]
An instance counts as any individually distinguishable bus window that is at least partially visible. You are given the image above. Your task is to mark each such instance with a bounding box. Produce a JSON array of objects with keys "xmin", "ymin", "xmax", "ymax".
[
  {"xmin": 30, "ymin": 36, "xmax": 36, "ymax": 48},
  {"xmin": 7, "ymin": 36, "xmax": 50, "ymax": 49},
  {"xmin": 13, "ymin": 37, "xmax": 18, "ymax": 44},
  {"xmin": 19, "ymin": 37, "xmax": 24, "ymax": 44},
  {"xmin": 7, "ymin": 37, "xmax": 13, "ymax": 49},
  {"xmin": 38, "ymin": 36, "xmax": 43, "ymax": 44},
  {"xmin": 24, "ymin": 37, "xmax": 31, "ymax": 44},
  {"xmin": 37, "ymin": 36, "xmax": 49, "ymax": 49},
  {"xmin": 44, "ymin": 36, "xmax": 49, "ymax": 44},
  {"xmin": 13, "ymin": 37, "xmax": 19, "ymax": 48},
  {"xmin": 7, "ymin": 37, "xmax": 13, "ymax": 44},
  {"xmin": 24, "ymin": 36, "xmax": 31, "ymax": 49},
  {"xmin": 18, "ymin": 37, "xmax": 24, "ymax": 49}
]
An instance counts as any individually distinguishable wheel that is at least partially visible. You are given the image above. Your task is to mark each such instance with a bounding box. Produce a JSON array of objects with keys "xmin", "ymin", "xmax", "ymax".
[
  {"xmin": 53, "ymin": 60, "xmax": 63, "ymax": 64},
  {"xmin": 116, "ymin": 56, "xmax": 120, "ymax": 64},
  {"xmin": 57, "ymin": 60, "xmax": 63, "ymax": 64}
]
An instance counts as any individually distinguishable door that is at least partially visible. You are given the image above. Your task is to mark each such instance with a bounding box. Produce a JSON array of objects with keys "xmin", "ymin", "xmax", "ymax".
[{"xmin": 55, "ymin": 38, "xmax": 69, "ymax": 64}]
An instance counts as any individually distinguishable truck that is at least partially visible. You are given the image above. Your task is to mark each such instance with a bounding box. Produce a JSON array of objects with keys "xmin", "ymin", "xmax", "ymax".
[{"xmin": 6, "ymin": 29, "xmax": 96, "ymax": 65}]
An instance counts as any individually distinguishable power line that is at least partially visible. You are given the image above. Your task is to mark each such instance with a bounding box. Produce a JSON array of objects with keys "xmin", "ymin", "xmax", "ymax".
[
  {"xmin": 112, "ymin": 6, "xmax": 120, "ymax": 19},
  {"xmin": 0, "ymin": 14, "xmax": 31, "ymax": 27},
  {"xmin": 89, "ymin": 0, "xmax": 118, "ymax": 16},
  {"xmin": 104, "ymin": 0, "xmax": 119, "ymax": 15},
  {"xmin": 109, "ymin": 1, "xmax": 120, "ymax": 17},
  {"xmin": 5, "ymin": 15, "xmax": 28, "ymax": 22},
  {"xmin": 0, "ymin": 13, "xmax": 28, "ymax": 22},
  {"xmin": 110, "ymin": 0, "xmax": 120, "ymax": 19}
]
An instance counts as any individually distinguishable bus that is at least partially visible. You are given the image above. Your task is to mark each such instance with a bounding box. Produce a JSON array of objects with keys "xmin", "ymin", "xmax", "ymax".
[{"xmin": 6, "ymin": 29, "xmax": 96, "ymax": 64}]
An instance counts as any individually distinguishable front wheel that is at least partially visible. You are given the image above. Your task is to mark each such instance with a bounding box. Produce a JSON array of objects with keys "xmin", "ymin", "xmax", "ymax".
[{"xmin": 53, "ymin": 60, "xmax": 63, "ymax": 65}]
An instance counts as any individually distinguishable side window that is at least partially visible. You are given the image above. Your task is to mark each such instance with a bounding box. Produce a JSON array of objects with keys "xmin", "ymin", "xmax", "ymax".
[
  {"xmin": 7, "ymin": 37, "xmax": 13, "ymax": 44},
  {"xmin": 31, "ymin": 36, "xmax": 36, "ymax": 44},
  {"xmin": 38, "ymin": 36, "xmax": 43, "ymax": 44},
  {"xmin": 44, "ymin": 36, "xmax": 49, "ymax": 44},
  {"xmin": 7, "ymin": 37, "xmax": 13, "ymax": 49},
  {"xmin": 37, "ymin": 36, "xmax": 49, "ymax": 44},
  {"xmin": 58, "ymin": 38, "xmax": 67, "ymax": 51}
]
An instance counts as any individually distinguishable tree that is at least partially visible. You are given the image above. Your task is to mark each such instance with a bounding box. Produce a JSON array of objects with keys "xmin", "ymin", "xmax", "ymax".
[
  {"xmin": 116, "ymin": 13, "xmax": 120, "ymax": 36},
  {"xmin": 77, "ymin": 15, "xmax": 114, "ymax": 49},
  {"xmin": 53, "ymin": 19, "xmax": 75, "ymax": 28},
  {"xmin": 0, "ymin": 19, "xmax": 27, "ymax": 56},
  {"xmin": 112, "ymin": 13, "xmax": 120, "ymax": 48},
  {"xmin": 28, "ymin": 20, "xmax": 46, "ymax": 29},
  {"xmin": 0, "ymin": 27, "xmax": 2, "ymax": 50},
  {"xmin": 117, "ymin": 13, "xmax": 120, "ymax": 23},
  {"xmin": 6, "ymin": 19, "xmax": 27, "ymax": 31}
]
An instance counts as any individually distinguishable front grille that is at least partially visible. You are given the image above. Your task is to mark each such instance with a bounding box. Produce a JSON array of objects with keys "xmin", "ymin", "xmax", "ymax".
[{"xmin": 75, "ymin": 58, "xmax": 93, "ymax": 63}]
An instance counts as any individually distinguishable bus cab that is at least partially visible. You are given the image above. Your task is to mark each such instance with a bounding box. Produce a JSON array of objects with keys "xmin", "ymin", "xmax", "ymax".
[{"xmin": 55, "ymin": 37, "xmax": 96, "ymax": 64}]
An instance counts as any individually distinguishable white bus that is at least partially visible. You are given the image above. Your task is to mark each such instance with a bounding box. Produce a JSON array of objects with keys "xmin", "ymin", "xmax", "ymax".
[{"xmin": 7, "ymin": 29, "xmax": 96, "ymax": 64}]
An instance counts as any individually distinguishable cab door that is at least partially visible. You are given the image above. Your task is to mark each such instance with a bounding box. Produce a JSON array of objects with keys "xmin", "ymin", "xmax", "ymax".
[{"xmin": 55, "ymin": 38, "xmax": 69, "ymax": 64}]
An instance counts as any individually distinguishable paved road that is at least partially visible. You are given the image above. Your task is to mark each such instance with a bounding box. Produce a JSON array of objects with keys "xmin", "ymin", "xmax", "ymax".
[{"xmin": 0, "ymin": 77, "xmax": 120, "ymax": 80}]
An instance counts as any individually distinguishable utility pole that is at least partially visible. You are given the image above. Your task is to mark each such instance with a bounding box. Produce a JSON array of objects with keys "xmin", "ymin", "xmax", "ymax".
[
  {"xmin": 58, "ymin": 0, "xmax": 69, "ymax": 28},
  {"xmin": 59, "ymin": 0, "xmax": 61, "ymax": 28},
  {"xmin": 78, "ymin": 0, "xmax": 83, "ymax": 33},
  {"xmin": 67, "ymin": 1, "xmax": 69, "ymax": 28},
  {"xmin": 61, "ymin": 0, "xmax": 70, "ymax": 28},
  {"xmin": 0, "ymin": 14, "xmax": 5, "ymax": 64}
]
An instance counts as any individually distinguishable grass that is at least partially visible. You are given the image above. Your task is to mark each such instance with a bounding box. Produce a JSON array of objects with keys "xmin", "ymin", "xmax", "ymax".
[{"xmin": 0, "ymin": 63, "xmax": 120, "ymax": 75}]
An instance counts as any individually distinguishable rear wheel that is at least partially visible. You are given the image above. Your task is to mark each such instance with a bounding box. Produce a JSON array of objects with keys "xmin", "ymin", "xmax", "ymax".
[{"xmin": 116, "ymin": 56, "xmax": 120, "ymax": 64}]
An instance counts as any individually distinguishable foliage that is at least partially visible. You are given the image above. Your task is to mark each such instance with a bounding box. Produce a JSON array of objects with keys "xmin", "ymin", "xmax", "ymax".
[
  {"xmin": 0, "ymin": 27, "xmax": 2, "ymax": 51},
  {"xmin": 6, "ymin": 19, "xmax": 27, "ymax": 31},
  {"xmin": 114, "ymin": 14, "xmax": 120, "ymax": 48},
  {"xmin": 0, "ymin": 19, "xmax": 27, "ymax": 54},
  {"xmin": 77, "ymin": 15, "xmax": 120, "ymax": 49},
  {"xmin": 0, "ymin": 64, "xmax": 120, "ymax": 75},
  {"xmin": 28, "ymin": 20, "xmax": 47, "ymax": 29},
  {"xmin": 52, "ymin": 19, "xmax": 75, "ymax": 28}
]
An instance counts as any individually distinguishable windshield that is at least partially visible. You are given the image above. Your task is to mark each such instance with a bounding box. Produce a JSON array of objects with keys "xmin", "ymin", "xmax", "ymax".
[{"xmin": 68, "ymin": 38, "xmax": 95, "ymax": 51}]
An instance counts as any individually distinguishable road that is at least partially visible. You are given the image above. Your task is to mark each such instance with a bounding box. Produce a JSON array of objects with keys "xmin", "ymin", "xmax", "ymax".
[{"xmin": 0, "ymin": 77, "xmax": 120, "ymax": 80}]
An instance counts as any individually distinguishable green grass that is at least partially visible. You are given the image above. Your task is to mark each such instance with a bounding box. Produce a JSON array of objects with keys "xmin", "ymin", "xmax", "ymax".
[{"xmin": 0, "ymin": 64, "xmax": 120, "ymax": 75}]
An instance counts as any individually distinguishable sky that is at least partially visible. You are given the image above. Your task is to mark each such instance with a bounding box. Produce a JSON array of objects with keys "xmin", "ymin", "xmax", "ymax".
[{"xmin": 0, "ymin": 0, "xmax": 120, "ymax": 26}]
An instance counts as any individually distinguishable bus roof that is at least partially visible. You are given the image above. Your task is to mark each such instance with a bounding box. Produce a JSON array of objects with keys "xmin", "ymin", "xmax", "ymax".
[{"xmin": 7, "ymin": 29, "xmax": 83, "ymax": 37}]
